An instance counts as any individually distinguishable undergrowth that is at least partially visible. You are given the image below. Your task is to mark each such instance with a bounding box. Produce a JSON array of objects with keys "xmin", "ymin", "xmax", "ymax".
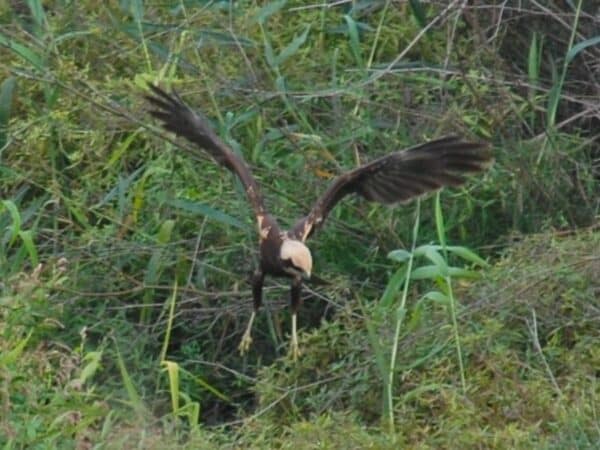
[{"xmin": 1, "ymin": 1, "xmax": 598, "ymax": 448}]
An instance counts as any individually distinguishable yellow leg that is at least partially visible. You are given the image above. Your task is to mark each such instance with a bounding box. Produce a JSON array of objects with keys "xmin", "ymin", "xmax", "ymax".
[
  {"xmin": 238, "ymin": 311, "xmax": 256, "ymax": 355},
  {"xmin": 289, "ymin": 312, "xmax": 301, "ymax": 361}
]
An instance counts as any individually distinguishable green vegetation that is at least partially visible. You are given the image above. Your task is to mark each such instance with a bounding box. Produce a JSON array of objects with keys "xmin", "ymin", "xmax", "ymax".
[{"xmin": 1, "ymin": 1, "xmax": 598, "ymax": 448}]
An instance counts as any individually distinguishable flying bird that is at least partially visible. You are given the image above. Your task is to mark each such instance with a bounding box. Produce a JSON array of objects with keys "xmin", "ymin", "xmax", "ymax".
[{"xmin": 145, "ymin": 84, "xmax": 492, "ymax": 360}]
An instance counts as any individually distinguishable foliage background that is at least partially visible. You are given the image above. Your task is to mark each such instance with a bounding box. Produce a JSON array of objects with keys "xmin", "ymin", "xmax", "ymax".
[{"xmin": 1, "ymin": 1, "xmax": 598, "ymax": 448}]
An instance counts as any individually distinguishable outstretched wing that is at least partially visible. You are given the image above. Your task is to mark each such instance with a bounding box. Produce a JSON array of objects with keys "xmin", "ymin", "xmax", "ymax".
[
  {"xmin": 146, "ymin": 84, "xmax": 268, "ymax": 227},
  {"xmin": 290, "ymin": 136, "xmax": 492, "ymax": 241}
]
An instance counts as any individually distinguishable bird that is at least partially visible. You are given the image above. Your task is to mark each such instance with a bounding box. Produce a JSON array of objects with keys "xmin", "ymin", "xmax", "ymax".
[{"xmin": 145, "ymin": 84, "xmax": 493, "ymax": 360}]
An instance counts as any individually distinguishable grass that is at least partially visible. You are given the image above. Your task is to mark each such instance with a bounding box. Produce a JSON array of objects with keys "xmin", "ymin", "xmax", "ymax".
[{"xmin": 1, "ymin": 1, "xmax": 599, "ymax": 448}]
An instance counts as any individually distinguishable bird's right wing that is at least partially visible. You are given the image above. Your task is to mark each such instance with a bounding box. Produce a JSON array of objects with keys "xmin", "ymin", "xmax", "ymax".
[
  {"xmin": 290, "ymin": 136, "xmax": 492, "ymax": 242},
  {"xmin": 146, "ymin": 84, "xmax": 268, "ymax": 228}
]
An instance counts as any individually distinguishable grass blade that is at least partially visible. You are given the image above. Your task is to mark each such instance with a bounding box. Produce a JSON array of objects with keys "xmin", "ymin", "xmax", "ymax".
[
  {"xmin": 2, "ymin": 199, "xmax": 21, "ymax": 245},
  {"xmin": 344, "ymin": 14, "xmax": 364, "ymax": 67},
  {"xmin": 162, "ymin": 360, "xmax": 180, "ymax": 413},
  {"xmin": 18, "ymin": 229, "xmax": 38, "ymax": 267},
  {"xmin": 171, "ymin": 198, "xmax": 244, "ymax": 229},
  {"xmin": 0, "ymin": 77, "xmax": 16, "ymax": 150},
  {"xmin": 254, "ymin": 0, "xmax": 287, "ymax": 25},
  {"xmin": 159, "ymin": 282, "xmax": 178, "ymax": 363},
  {"xmin": 565, "ymin": 35, "xmax": 600, "ymax": 65},
  {"xmin": 408, "ymin": 0, "xmax": 427, "ymax": 28},
  {"xmin": 115, "ymin": 344, "xmax": 146, "ymax": 417},
  {"xmin": 275, "ymin": 25, "xmax": 311, "ymax": 66}
]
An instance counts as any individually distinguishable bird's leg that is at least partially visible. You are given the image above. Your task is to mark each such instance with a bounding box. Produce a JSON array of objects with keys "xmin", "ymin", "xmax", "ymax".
[
  {"xmin": 239, "ymin": 269, "xmax": 264, "ymax": 355},
  {"xmin": 289, "ymin": 277, "xmax": 302, "ymax": 361}
]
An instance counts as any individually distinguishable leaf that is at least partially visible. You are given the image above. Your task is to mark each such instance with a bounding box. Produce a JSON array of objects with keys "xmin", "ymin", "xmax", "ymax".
[
  {"xmin": 78, "ymin": 351, "xmax": 103, "ymax": 385},
  {"xmin": 254, "ymin": 0, "xmax": 287, "ymax": 24},
  {"xmin": 0, "ymin": 77, "xmax": 16, "ymax": 149},
  {"xmin": 379, "ymin": 265, "xmax": 407, "ymax": 308},
  {"xmin": 275, "ymin": 25, "xmax": 311, "ymax": 66},
  {"xmin": 528, "ymin": 32, "xmax": 540, "ymax": 86},
  {"xmin": 448, "ymin": 266, "xmax": 480, "ymax": 279},
  {"xmin": 416, "ymin": 244, "xmax": 488, "ymax": 267},
  {"xmin": 0, "ymin": 33, "xmax": 44, "ymax": 70},
  {"xmin": 171, "ymin": 198, "xmax": 244, "ymax": 229},
  {"xmin": 162, "ymin": 360, "xmax": 180, "ymax": 413},
  {"xmin": 156, "ymin": 219, "xmax": 175, "ymax": 244},
  {"xmin": 0, "ymin": 330, "xmax": 32, "ymax": 365},
  {"xmin": 387, "ymin": 249, "xmax": 412, "ymax": 263},
  {"xmin": 263, "ymin": 34, "xmax": 276, "ymax": 69},
  {"xmin": 408, "ymin": 0, "xmax": 427, "ymax": 28},
  {"xmin": 410, "ymin": 265, "xmax": 442, "ymax": 280},
  {"xmin": 423, "ymin": 291, "xmax": 449, "ymax": 304},
  {"xmin": 344, "ymin": 14, "xmax": 363, "ymax": 67},
  {"xmin": 565, "ymin": 36, "xmax": 600, "ymax": 65},
  {"xmin": 107, "ymin": 129, "xmax": 140, "ymax": 167},
  {"xmin": 18, "ymin": 229, "xmax": 38, "ymax": 267},
  {"xmin": 423, "ymin": 247, "xmax": 447, "ymax": 273},
  {"xmin": 1, "ymin": 199, "xmax": 21, "ymax": 245},
  {"xmin": 115, "ymin": 344, "xmax": 146, "ymax": 417},
  {"xmin": 445, "ymin": 245, "xmax": 488, "ymax": 267},
  {"xmin": 434, "ymin": 192, "xmax": 447, "ymax": 248},
  {"xmin": 159, "ymin": 282, "xmax": 178, "ymax": 363},
  {"xmin": 188, "ymin": 370, "xmax": 231, "ymax": 403},
  {"xmin": 26, "ymin": 0, "xmax": 47, "ymax": 32}
]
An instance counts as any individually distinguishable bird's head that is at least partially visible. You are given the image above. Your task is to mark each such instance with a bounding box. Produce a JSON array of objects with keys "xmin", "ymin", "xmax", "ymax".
[{"xmin": 280, "ymin": 239, "xmax": 312, "ymax": 279}]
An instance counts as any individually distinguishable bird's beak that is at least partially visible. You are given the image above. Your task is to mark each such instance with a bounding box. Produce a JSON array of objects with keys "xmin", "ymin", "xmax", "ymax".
[{"xmin": 302, "ymin": 271, "xmax": 311, "ymax": 280}]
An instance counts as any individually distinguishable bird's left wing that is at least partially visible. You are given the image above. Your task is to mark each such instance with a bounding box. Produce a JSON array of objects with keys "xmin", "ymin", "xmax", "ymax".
[
  {"xmin": 146, "ymin": 84, "xmax": 268, "ymax": 226},
  {"xmin": 290, "ymin": 136, "xmax": 492, "ymax": 242}
]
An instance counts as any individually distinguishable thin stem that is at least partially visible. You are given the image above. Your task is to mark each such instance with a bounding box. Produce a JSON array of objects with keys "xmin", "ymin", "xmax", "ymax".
[{"xmin": 386, "ymin": 199, "xmax": 421, "ymax": 433}]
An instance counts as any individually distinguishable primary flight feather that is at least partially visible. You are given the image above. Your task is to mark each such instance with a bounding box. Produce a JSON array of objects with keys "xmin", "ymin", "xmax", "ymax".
[{"xmin": 146, "ymin": 84, "xmax": 493, "ymax": 360}]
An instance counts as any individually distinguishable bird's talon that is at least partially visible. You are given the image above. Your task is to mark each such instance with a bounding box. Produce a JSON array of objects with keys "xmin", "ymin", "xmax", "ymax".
[
  {"xmin": 238, "ymin": 332, "xmax": 253, "ymax": 355},
  {"xmin": 289, "ymin": 338, "xmax": 301, "ymax": 361}
]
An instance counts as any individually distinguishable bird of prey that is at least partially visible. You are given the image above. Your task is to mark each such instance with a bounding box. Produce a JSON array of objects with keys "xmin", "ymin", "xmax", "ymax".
[{"xmin": 145, "ymin": 84, "xmax": 492, "ymax": 360}]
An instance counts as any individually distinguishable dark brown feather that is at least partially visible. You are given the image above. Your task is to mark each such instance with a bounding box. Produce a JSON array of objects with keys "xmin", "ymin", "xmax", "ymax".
[
  {"xmin": 146, "ymin": 85, "xmax": 268, "ymax": 229},
  {"xmin": 291, "ymin": 136, "xmax": 492, "ymax": 241}
]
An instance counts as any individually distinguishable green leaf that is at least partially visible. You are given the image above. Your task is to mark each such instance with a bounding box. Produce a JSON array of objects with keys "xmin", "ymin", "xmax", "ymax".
[
  {"xmin": 187, "ymin": 369, "xmax": 231, "ymax": 403},
  {"xmin": 410, "ymin": 265, "xmax": 442, "ymax": 280},
  {"xmin": 115, "ymin": 344, "xmax": 146, "ymax": 417},
  {"xmin": 26, "ymin": 0, "xmax": 47, "ymax": 31},
  {"xmin": 565, "ymin": 36, "xmax": 600, "ymax": 65},
  {"xmin": 546, "ymin": 61, "xmax": 560, "ymax": 128},
  {"xmin": 445, "ymin": 245, "xmax": 488, "ymax": 267},
  {"xmin": 1, "ymin": 199, "xmax": 21, "ymax": 245},
  {"xmin": 263, "ymin": 33, "xmax": 276, "ymax": 69},
  {"xmin": 171, "ymin": 198, "xmax": 244, "ymax": 229},
  {"xmin": 254, "ymin": 0, "xmax": 287, "ymax": 25},
  {"xmin": 423, "ymin": 247, "xmax": 447, "ymax": 273},
  {"xmin": 528, "ymin": 32, "xmax": 540, "ymax": 86},
  {"xmin": 0, "ymin": 329, "xmax": 33, "ymax": 365},
  {"xmin": 423, "ymin": 291, "xmax": 449, "ymax": 304},
  {"xmin": 18, "ymin": 229, "xmax": 38, "ymax": 267},
  {"xmin": 434, "ymin": 192, "xmax": 447, "ymax": 248},
  {"xmin": 78, "ymin": 351, "xmax": 103, "ymax": 385},
  {"xmin": 0, "ymin": 33, "xmax": 44, "ymax": 70},
  {"xmin": 162, "ymin": 360, "xmax": 180, "ymax": 413},
  {"xmin": 416, "ymin": 244, "xmax": 488, "ymax": 267},
  {"xmin": 0, "ymin": 77, "xmax": 16, "ymax": 149},
  {"xmin": 387, "ymin": 249, "xmax": 411, "ymax": 263},
  {"xmin": 408, "ymin": 0, "xmax": 427, "ymax": 28},
  {"xmin": 156, "ymin": 219, "xmax": 175, "ymax": 244},
  {"xmin": 344, "ymin": 15, "xmax": 363, "ymax": 67},
  {"xmin": 107, "ymin": 129, "xmax": 140, "ymax": 167},
  {"xmin": 379, "ymin": 265, "xmax": 407, "ymax": 308},
  {"xmin": 159, "ymin": 282, "xmax": 178, "ymax": 363},
  {"xmin": 275, "ymin": 25, "xmax": 311, "ymax": 66},
  {"xmin": 448, "ymin": 266, "xmax": 480, "ymax": 279}
]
